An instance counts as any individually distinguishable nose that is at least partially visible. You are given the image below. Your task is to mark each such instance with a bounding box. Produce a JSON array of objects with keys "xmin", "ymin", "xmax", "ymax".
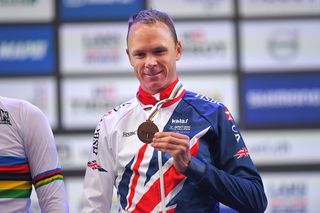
[{"xmin": 145, "ymin": 55, "xmax": 157, "ymax": 68}]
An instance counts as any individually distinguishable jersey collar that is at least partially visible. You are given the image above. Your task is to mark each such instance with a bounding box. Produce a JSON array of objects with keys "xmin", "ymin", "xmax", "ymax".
[{"xmin": 136, "ymin": 79, "xmax": 186, "ymax": 108}]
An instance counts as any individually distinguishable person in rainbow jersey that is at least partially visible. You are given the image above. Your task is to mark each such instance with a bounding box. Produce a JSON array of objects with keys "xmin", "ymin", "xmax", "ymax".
[{"xmin": 0, "ymin": 96, "xmax": 69, "ymax": 212}]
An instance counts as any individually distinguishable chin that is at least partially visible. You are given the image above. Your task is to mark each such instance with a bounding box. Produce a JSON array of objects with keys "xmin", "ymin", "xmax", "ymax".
[{"xmin": 147, "ymin": 82, "xmax": 163, "ymax": 93}]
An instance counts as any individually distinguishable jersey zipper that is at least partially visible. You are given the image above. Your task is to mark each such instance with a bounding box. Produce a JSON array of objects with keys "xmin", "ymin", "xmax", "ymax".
[
  {"xmin": 157, "ymin": 111, "xmax": 166, "ymax": 213},
  {"xmin": 158, "ymin": 150, "xmax": 166, "ymax": 213}
]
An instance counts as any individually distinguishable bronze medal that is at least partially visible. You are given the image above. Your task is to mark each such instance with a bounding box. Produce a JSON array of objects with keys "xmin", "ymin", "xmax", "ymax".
[{"xmin": 137, "ymin": 120, "xmax": 159, "ymax": 144}]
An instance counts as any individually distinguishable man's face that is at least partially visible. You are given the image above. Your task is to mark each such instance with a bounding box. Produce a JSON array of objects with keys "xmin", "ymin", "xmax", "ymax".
[{"xmin": 126, "ymin": 21, "xmax": 182, "ymax": 95}]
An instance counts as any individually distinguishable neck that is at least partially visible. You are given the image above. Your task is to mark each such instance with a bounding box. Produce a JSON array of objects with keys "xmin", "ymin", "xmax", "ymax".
[{"xmin": 137, "ymin": 79, "xmax": 185, "ymax": 106}]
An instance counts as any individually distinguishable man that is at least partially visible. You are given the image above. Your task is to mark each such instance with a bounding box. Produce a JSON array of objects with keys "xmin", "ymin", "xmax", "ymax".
[
  {"xmin": 0, "ymin": 96, "xmax": 69, "ymax": 212},
  {"xmin": 82, "ymin": 9, "xmax": 267, "ymax": 213}
]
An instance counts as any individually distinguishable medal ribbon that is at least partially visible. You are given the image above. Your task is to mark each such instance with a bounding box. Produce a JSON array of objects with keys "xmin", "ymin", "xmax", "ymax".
[{"xmin": 146, "ymin": 81, "xmax": 184, "ymax": 122}]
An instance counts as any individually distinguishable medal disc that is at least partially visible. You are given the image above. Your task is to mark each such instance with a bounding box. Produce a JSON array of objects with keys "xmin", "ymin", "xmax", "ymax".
[{"xmin": 137, "ymin": 121, "xmax": 159, "ymax": 144}]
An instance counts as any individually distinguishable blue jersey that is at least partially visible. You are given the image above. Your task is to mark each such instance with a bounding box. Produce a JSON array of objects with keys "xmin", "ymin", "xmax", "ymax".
[{"xmin": 81, "ymin": 81, "xmax": 267, "ymax": 213}]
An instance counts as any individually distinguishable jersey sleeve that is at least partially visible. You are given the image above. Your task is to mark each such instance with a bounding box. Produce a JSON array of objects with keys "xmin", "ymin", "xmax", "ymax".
[
  {"xmin": 22, "ymin": 101, "xmax": 69, "ymax": 212},
  {"xmin": 81, "ymin": 116, "xmax": 116, "ymax": 213},
  {"xmin": 183, "ymin": 104, "xmax": 268, "ymax": 212}
]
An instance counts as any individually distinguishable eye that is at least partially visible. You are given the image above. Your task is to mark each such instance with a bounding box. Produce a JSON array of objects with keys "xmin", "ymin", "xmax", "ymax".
[
  {"xmin": 154, "ymin": 48, "xmax": 167, "ymax": 55},
  {"xmin": 133, "ymin": 52, "xmax": 145, "ymax": 58}
]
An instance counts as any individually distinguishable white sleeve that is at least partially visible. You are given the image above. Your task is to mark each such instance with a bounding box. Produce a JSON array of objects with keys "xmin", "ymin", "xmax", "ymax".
[
  {"xmin": 22, "ymin": 101, "xmax": 69, "ymax": 212},
  {"xmin": 81, "ymin": 119, "xmax": 116, "ymax": 213}
]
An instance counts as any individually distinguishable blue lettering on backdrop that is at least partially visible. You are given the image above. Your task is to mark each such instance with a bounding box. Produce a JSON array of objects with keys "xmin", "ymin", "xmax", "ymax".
[
  {"xmin": 0, "ymin": 25, "xmax": 55, "ymax": 75},
  {"xmin": 241, "ymin": 73, "xmax": 320, "ymax": 128},
  {"xmin": 59, "ymin": 0, "xmax": 144, "ymax": 20}
]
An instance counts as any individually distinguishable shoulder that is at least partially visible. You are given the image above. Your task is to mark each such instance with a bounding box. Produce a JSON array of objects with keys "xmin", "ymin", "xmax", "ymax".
[
  {"xmin": 98, "ymin": 98, "xmax": 137, "ymax": 127},
  {"xmin": 1, "ymin": 96, "xmax": 36, "ymax": 115},
  {"xmin": 1, "ymin": 96, "xmax": 40, "ymax": 111},
  {"xmin": 182, "ymin": 91, "xmax": 226, "ymax": 114},
  {"xmin": 0, "ymin": 96, "xmax": 46, "ymax": 123}
]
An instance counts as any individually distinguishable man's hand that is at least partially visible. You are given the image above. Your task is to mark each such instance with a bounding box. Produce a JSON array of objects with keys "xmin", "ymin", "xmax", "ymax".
[{"xmin": 151, "ymin": 132, "xmax": 190, "ymax": 172}]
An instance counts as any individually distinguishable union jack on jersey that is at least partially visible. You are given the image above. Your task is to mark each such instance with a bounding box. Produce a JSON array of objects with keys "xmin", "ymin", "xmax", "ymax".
[{"xmin": 234, "ymin": 148, "xmax": 250, "ymax": 159}]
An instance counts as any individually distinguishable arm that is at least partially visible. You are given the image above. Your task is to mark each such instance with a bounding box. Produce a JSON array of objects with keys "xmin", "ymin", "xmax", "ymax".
[
  {"xmin": 152, "ymin": 105, "xmax": 267, "ymax": 212},
  {"xmin": 22, "ymin": 101, "xmax": 69, "ymax": 212},
  {"xmin": 184, "ymin": 105, "xmax": 267, "ymax": 213},
  {"xmin": 81, "ymin": 118, "xmax": 116, "ymax": 213}
]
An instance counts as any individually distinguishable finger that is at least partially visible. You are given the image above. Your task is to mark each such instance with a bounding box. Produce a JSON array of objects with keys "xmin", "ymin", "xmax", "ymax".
[
  {"xmin": 151, "ymin": 138, "xmax": 190, "ymax": 155},
  {"xmin": 154, "ymin": 131, "xmax": 189, "ymax": 140},
  {"xmin": 152, "ymin": 136, "xmax": 189, "ymax": 147}
]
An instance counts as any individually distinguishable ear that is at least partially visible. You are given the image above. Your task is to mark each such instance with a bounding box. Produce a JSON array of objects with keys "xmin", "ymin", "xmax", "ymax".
[
  {"xmin": 176, "ymin": 41, "xmax": 182, "ymax": 61},
  {"xmin": 126, "ymin": 49, "xmax": 133, "ymax": 66}
]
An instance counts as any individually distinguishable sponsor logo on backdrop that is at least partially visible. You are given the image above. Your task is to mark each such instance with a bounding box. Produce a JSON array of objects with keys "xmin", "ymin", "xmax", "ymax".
[
  {"xmin": 60, "ymin": 0, "xmax": 143, "ymax": 20},
  {"xmin": 64, "ymin": 0, "xmax": 134, "ymax": 7},
  {"xmin": 249, "ymin": 141, "xmax": 289, "ymax": 156},
  {"xmin": 82, "ymin": 33, "xmax": 121, "ymax": 63},
  {"xmin": 181, "ymin": 30, "xmax": 227, "ymax": 58},
  {"xmin": 243, "ymin": 74, "xmax": 320, "ymax": 127},
  {"xmin": 182, "ymin": 0, "xmax": 226, "ymax": 8},
  {"xmin": 268, "ymin": 182, "xmax": 307, "ymax": 212},
  {"xmin": 247, "ymin": 88, "xmax": 320, "ymax": 109},
  {"xmin": 71, "ymin": 85, "xmax": 119, "ymax": 113},
  {"xmin": 241, "ymin": 0, "xmax": 320, "ymax": 15},
  {"xmin": 268, "ymin": 29, "xmax": 299, "ymax": 61},
  {"xmin": 0, "ymin": 0, "xmax": 36, "ymax": 6},
  {"xmin": 245, "ymin": 0, "xmax": 320, "ymax": 6},
  {"xmin": 56, "ymin": 143, "xmax": 71, "ymax": 162},
  {"xmin": 0, "ymin": 26, "xmax": 54, "ymax": 74},
  {"xmin": 0, "ymin": 40, "xmax": 48, "ymax": 61},
  {"xmin": 31, "ymin": 84, "xmax": 51, "ymax": 111}
]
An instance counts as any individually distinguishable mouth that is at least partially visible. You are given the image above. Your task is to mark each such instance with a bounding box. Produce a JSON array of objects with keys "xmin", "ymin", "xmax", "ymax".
[{"xmin": 144, "ymin": 70, "xmax": 162, "ymax": 77}]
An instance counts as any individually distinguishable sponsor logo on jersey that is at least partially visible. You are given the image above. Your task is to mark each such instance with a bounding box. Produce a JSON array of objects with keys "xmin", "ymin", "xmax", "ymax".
[
  {"xmin": 195, "ymin": 93, "xmax": 220, "ymax": 104},
  {"xmin": 123, "ymin": 130, "xmax": 137, "ymax": 137},
  {"xmin": 231, "ymin": 125, "xmax": 241, "ymax": 143},
  {"xmin": 87, "ymin": 160, "xmax": 107, "ymax": 172},
  {"xmin": 168, "ymin": 118, "xmax": 191, "ymax": 133},
  {"xmin": 92, "ymin": 127, "xmax": 100, "ymax": 155},
  {"xmin": 224, "ymin": 108, "xmax": 233, "ymax": 122},
  {"xmin": 113, "ymin": 102, "xmax": 131, "ymax": 112},
  {"xmin": 234, "ymin": 148, "xmax": 249, "ymax": 159},
  {"xmin": 171, "ymin": 118, "xmax": 188, "ymax": 124},
  {"xmin": 224, "ymin": 108, "xmax": 241, "ymax": 143},
  {"xmin": 0, "ymin": 109, "xmax": 11, "ymax": 125}
]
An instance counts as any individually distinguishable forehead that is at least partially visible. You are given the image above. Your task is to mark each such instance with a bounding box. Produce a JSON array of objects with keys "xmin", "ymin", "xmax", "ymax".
[{"xmin": 128, "ymin": 21, "xmax": 174, "ymax": 44}]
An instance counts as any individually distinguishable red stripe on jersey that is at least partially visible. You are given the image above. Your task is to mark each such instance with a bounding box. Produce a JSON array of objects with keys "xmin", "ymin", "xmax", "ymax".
[
  {"xmin": 33, "ymin": 169, "xmax": 62, "ymax": 183},
  {"xmin": 133, "ymin": 138, "xmax": 201, "ymax": 212},
  {"xmin": 132, "ymin": 178, "xmax": 161, "ymax": 212},
  {"xmin": 126, "ymin": 144, "xmax": 148, "ymax": 211},
  {"xmin": 165, "ymin": 208, "xmax": 176, "ymax": 213},
  {"xmin": 163, "ymin": 138, "xmax": 200, "ymax": 196},
  {"xmin": 0, "ymin": 164, "xmax": 30, "ymax": 173}
]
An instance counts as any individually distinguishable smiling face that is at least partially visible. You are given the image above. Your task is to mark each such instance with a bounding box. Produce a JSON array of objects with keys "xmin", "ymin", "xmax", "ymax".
[{"xmin": 126, "ymin": 21, "xmax": 182, "ymax": 95}]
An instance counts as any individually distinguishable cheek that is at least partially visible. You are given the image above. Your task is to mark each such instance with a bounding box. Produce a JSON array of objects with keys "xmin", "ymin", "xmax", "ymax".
[{"xmin": 133, "ymin": 65, "xmax": 143, "ymax": 79}]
